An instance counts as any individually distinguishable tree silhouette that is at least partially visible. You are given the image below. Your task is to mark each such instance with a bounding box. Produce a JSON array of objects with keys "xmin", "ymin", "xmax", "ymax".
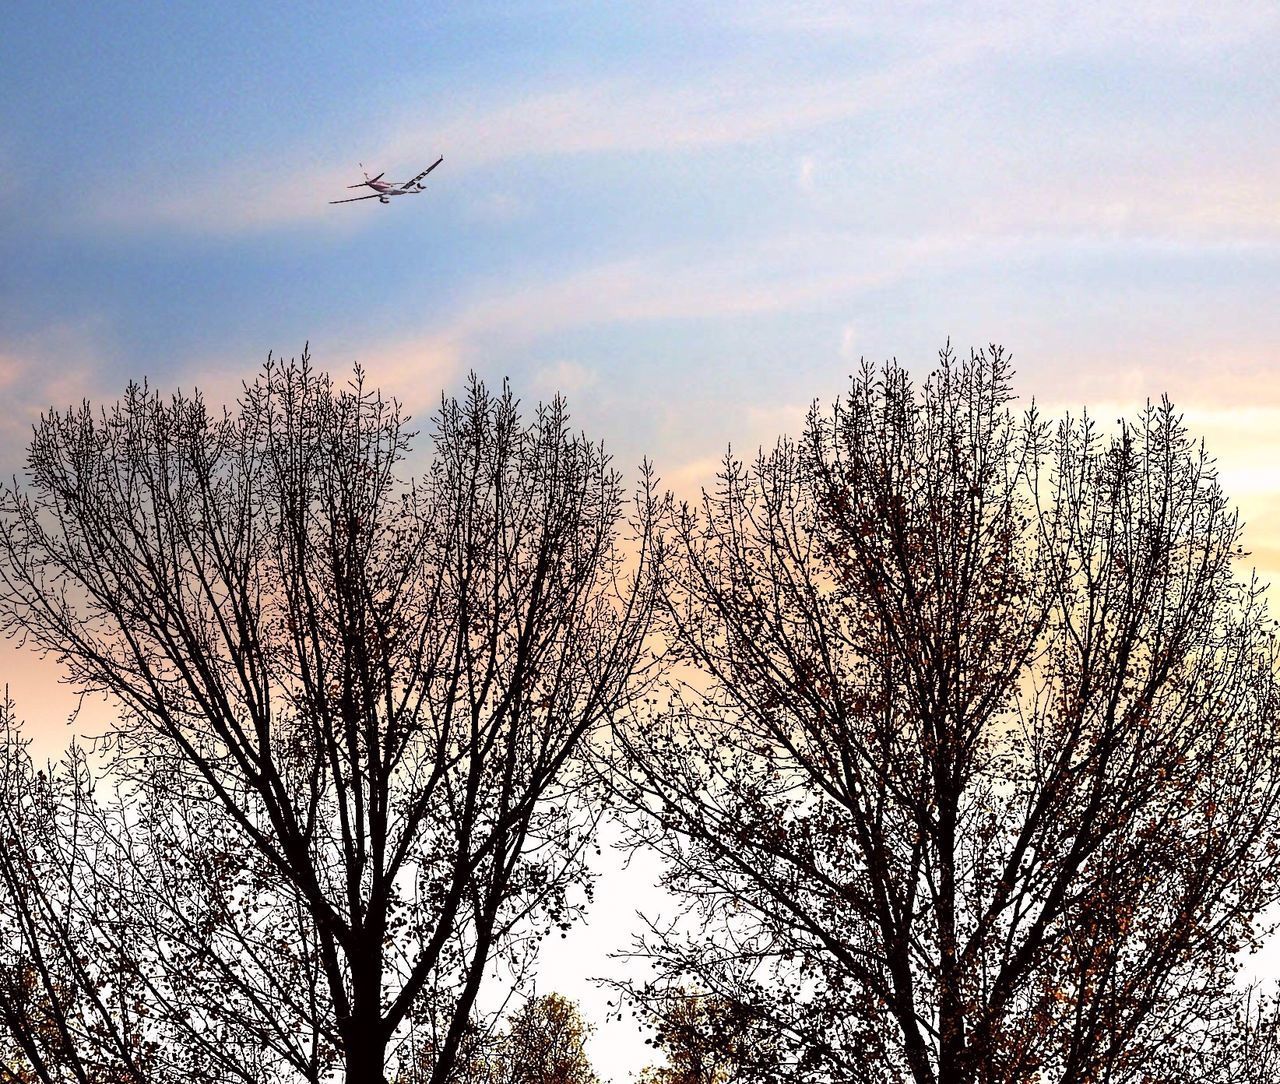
[
  {"xmin": 0, "ymin": 708, "xmax": 143, "ymax": 1084},
  {"xmin": 615, "ymin": 346, "xmax": 1280, "ymax": 1083},
  {"xmin": 635, "ymin": 990, "xmax": 770, "ymax": 1084},
  {"xmin": 1184, "ymin": 988, "xmax": 1280, "ymax": 1084},
  {"xmin": 396, "ymin": 993, "xmax": 598, "ymax": 1084},
  {"xmin": 0, "ymin": 700, "xmax": 295, "ymax": 1084},
  {"xmin": 0, "ymin": 356, "xmax": 661, "ymax": 1084},
  {"xmin": 498, "ymin": 993, "xmax": 598, "ymax": 1084}
]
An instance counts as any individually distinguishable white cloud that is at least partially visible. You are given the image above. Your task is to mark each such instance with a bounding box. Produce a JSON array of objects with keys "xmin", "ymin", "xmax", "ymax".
[
  {"xmin": 839, "ymin": 323, "xmax": 858, "ymax": 360},
  {"xmin": 292, "ymin": 221, "xmax": 1275, "ymax": 414},
  {"xmin": 0, "ymin": 324, "xmax": 115, "ymax": 467},
  {"xmin": 461, "ymin": 189, "xmax": 530, "ymax": 225},
  {"xmin": 533, "ymin": 360, "xmax": 597, "ymax": 397},
  {"xmin": 797, "ymin": 154, "xmax": 817, "ymax": 194},
  {"xmin": 729, "ymin": 0, "xmax": 1279, "ymax": 57}
]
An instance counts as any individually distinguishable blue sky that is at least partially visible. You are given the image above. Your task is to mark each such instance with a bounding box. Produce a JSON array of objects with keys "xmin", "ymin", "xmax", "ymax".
[
  {"xmin": 5, "ymin": 4, "xmax": 1277, "ymax": 487},
  {"xmin": 3, "ymin": 2, "xmax": 1280, "ymax": 1075}
]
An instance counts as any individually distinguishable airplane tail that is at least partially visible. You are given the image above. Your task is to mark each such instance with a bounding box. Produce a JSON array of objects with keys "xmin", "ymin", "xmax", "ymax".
[{"xmin": 348, "ymin": 163, "xmax": 385, "ymax": 188}]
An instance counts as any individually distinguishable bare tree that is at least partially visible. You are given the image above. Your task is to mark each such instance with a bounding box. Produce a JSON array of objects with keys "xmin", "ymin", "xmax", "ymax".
[
  {"xmin": 0, "ymin": 355, "xmax": 661, "ymax": 1084},
  {"xmin": 634, "ymin": 989, "xmax": 772, "ymax": 1084},
  {"xmin": 0, "ymin": 701, "xmax": 293, "ymax": 1084},
  {"xmin": 615, "ymin": 346, "xmax": 1280, "ymax": 1083},
  {"xmin": 1227, "ymin": 993, "xmax": 1280, "ymax": 1084},
  {"xmin": 0, "ymin": 702, "xmax": 156, "ymax": 1084},
  {"xmin": 93, "ymin": 748, "xmax": 339, "ymax": 1081},
  {"xmin": 1202, "ymin": 988, "xmax": 1280, "ymax": 1084},
  {"xmin": 497, "ymin": 993, "xmax": 598, "ymax": 1084},
  {"xmin": 396, "ymin": 993, "xmax": 598, "ymax": 1084}
]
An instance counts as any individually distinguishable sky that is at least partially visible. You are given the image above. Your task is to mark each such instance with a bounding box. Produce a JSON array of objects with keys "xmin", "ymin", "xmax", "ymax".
[{"xmin": 2, "ymin": 1, "xmax": 1279, "ymax": 1077}]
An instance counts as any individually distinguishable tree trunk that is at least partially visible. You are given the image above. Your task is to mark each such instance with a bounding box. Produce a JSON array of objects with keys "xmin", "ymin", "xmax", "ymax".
[
  {"xmin": 937, "ymin": 788, "xmax": 968, "ymax": 1084},
  {"xmin": 345, "ymin": 939, "xmax": 388, "ymax": 1084},
  {"xmin": 344, "ymin": 1022, "xmax": 388, "ymax": 1084}
]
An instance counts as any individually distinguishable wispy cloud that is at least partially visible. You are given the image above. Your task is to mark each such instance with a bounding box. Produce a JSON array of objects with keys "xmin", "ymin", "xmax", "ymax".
[
  {"xmin": 83, "ymin": 45, "xmax": 965, "ymax": 236},
  {"xmin": 968, "ymin": 162, "xmax": 1280, "ymax": 244},
  {"xmin": 533, "ymin": 360, "xmax": 596, "ymax": 397},
  {"xmin": 163, "ymin": 329, "xmax": 463, "ymax": 427},
  {"xmin": 839, "ymin": 324, "xmax": 859, "ymax": 360},
  {"xmin": 730, "ymin": 0, "xmax": 1279, "ymax": 57},
  {"xmin": 74, "ymin": 0, "xmax": 1280, "ymax": 253},
  {"xmin": 0, "ymin": 324, "xmax": 114, "ymax": 466},
  {"xmin": 796, "ymin": 155, "xmax": 817, "ymax": 195}
]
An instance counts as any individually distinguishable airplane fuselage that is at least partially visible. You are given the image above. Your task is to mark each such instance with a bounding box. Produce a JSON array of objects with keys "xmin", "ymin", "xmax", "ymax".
[{"xmin": 364, "ymin": 180, "xmax": 425, "ymax": 203}]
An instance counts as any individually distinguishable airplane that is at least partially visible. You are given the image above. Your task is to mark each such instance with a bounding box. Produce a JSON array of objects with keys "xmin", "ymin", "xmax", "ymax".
[{"xmin": 330, "ymin": 156, "xmax": 443, "ymax": 205}]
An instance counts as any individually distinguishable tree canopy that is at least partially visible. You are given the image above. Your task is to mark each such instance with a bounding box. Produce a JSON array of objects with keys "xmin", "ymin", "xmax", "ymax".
[
  {"xmin": 0, "ymin": 357, "xmax": 661, "ymax": 1084},
  {"xmin": 3, "ymin": 346, "xmax": 1280, "ymax": 1084},
  {"xmin": 614, "ymin": 346, "xmax": 1280, "ymax": 1083}
]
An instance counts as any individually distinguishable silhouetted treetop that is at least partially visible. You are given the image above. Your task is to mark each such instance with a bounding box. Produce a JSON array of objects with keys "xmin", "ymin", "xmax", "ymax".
[
  {"xmin": 0, "ymin": 354, "xmax": 663, "ymax": 1084},
  {"xmin": 614, "ymin": 344, "xmax": 1280, "ymax": 1084}
]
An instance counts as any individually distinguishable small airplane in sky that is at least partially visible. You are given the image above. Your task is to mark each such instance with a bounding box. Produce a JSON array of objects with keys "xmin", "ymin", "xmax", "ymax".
[{"xmin": 330, "ymin": 156, "xmax": 443, "ymax": 205}]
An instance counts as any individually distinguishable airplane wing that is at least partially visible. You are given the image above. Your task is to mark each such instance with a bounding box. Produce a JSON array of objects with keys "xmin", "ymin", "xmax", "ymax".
[
  {"xmin": 399, "ymin": 156, "xmax": 444, "ymax": 190},
  {"xmin": 330, "ymin": 193, "xmax": 383, "ymax": 204}
]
